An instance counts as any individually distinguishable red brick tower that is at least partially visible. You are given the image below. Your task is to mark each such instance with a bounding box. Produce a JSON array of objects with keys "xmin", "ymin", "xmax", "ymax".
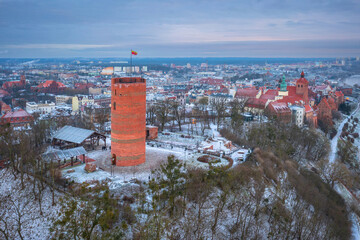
[
  {"xmin": 111, "ymin": 77, "xmax": 146, "ymax": 166},
  {"xmin": 20, "ymin": 75, "xmax": 26, "ymax": 86},
  {"xmin": 296, "ymin": 71, "xmax": 309, "ymax": 103}
]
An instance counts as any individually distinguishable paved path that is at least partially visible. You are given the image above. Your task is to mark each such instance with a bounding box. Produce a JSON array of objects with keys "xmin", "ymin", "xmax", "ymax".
[{"xmin": 329, "ymin": 100, "xmax": 360, "ymax": 163}]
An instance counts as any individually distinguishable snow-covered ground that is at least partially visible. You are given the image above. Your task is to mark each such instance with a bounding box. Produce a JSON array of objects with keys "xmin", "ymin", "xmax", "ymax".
[
  {"xmin": 345, "ymin": 75, "xmax": 360, "ymax": 87},
  {"xmin": 329, "ymin": 99, "xmax": 360, "ymax": 239},
  {"xmin": 0, "ymin": 170, "xmax": 63, "ymax": 240},
  {"xmin": 62, "ymin": 165, "xmax": 111, "ymax": 183},
  {"xmin": 329, "ymin": 101, "xmax": 360, "ymax": 163},
  {"xmin": 63, "ymin": 142, "xmax": 234, "ymax": 187},
  {"xmin": 231, "ymin": 148, "xmax": 250, "ymax": 167}
]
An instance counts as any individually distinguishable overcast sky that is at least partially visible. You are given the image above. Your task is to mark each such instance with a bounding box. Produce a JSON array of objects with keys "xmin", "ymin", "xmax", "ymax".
[{"xmin": 0, "ymin": 0, "xmax": 359, "ymax": 58}]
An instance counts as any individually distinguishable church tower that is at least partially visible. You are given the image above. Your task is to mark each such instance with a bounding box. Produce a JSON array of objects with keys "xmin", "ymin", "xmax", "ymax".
[
  {"xmin": 279, "ymin": 74, "xmax": 288, "ymax": 97},
  {"xmin": 296, "ymin": 71, "xmax": 309, "ymax": 103}
]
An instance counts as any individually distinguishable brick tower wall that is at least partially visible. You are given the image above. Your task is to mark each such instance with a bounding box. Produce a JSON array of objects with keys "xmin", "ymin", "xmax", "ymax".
[
  {"xmin": 111, "ymin": 77, "xmax": 146, "ymax": 166},
  {"xmin": 20, "ymin": 75, "xmax": 26, "ymax": 86}
]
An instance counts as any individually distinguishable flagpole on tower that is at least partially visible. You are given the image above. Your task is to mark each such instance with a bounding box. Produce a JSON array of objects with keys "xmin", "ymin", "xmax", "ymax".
[
  {"xmin": 130, "ymin": 50, "xmax": 137, "ymax": 78},
  {"xmin": 130, "ymin": 49, "xmax": 133, "ymax": 78}
]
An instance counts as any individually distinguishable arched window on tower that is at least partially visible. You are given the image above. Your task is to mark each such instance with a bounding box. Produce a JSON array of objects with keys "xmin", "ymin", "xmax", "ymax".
[{"xmin": 113, "ymin": 102, "xmax": 116, "ymax": 110}]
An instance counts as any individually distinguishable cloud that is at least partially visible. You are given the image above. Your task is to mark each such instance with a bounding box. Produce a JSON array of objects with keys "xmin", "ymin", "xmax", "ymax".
[
  {"xmin": 0, "ymin": 0, "xmax": 359, "ymax": 57},
  {"xmin": 4, "ymin": 44, "xmax": 113, "ymax": 50}
]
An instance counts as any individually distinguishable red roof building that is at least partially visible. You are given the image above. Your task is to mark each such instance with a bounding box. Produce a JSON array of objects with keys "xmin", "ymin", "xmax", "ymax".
[
  {"xmin": 333, "ymin": 91, "xmax": 345, "ymax": 107},
  {"xmin": 266, "ymin": 102, "xmax": 291, "ymax": 123},
  {"xmin": 295, "ymin": 71, "xmax": 309, "ymax": 104},
  {"xmin": 198, "ymin": 78, "xmax": 225, "ymax": 86},
  {"xmin": 75, "ymin": 83, "xmax": 95, "ymax": 90},
  {"xmin": 35, "ymin": 80, "xmax": 66, "ymax": 93},
  {"xmin": 340, "ymin": 88, "xmax": 353, "ymax": 96},
  {"xmin": 317, "ymin": 98, "xmax": 332, "ymax": 126},
  {"xmin": 245, "ymin": 98, "xmax": 268, "ymax": 112},
  {"xmin": 0, "ymin": 101, "xmax": 11, "ymax": 116},
  {"xmin": 2, "ymin": 75, "xmax": 26, "ymax": 90},
  {"xmin": 260, "ymin": 89, "xmax": 278, "ymax": 100},
  {"xmin": 304, "ymin": 104, "xmax": 318, "ymax": 128},
  {"xmin": 235, "ymin": 88, "xmax": 261, "ymax": 99},
  {"xmin": 327, "ymin": 96, "xmax": 337, "ymax": 111},
  {"xmin": 274, "ymin": 72, "xmax": 311, "ymax": 106},
  {"xmin": 0, "ymin": 109, "xmax": 33, "ymax": 126},
  {"xmin": 0, "ymin": 89, "xmax": 10, "ymax": 99}
]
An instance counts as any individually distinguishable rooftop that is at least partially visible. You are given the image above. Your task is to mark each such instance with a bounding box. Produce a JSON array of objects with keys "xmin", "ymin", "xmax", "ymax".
[
  {"xmin": 52, "ymin": 125, "xmax": 96, "ymax": 144},
  {"xmin": 112, "ymin": 77, "xmax": 146, "ymax": 84},
  {"xmin": 42, "ymin": 146, "xmax": 87, "ymax": 162}
]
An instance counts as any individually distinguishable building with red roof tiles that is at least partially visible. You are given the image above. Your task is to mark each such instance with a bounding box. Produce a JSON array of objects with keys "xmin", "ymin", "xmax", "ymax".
[
  {"xmin": 266, "ymin": 102, "xmax": 291, "ymax": 123},
  {"xmin": 317, "ymin": 98, "xmax": 332, "ymax": 126},
  {"xmin": 327, "ymin": 96, "xmax": 337, "ymax": 111},
  {"xmin": 0, "ymin": 89, "xmax": 10, "ymax": 100},
  {"xmin": 304, "ymin": 104, "xmax": 318, "ymax": 128},
  {"xmin": 276, "ymin": 93, "xmax": 304, "ymax": 106},
  {"xmin": 273, "ymin": 72, "xmax": 312, "ymax": 107},
  {"xmin": 311, "ymin": 85, "xmax": 332, "ymax": 96},
  {"xmin": 340, "ymin": 88, "xmax": 352, "ymax": 96},
  {"xmin": 75, "ymin": 82, "xmax": 95, "ymax": 90},
  {"xmin": 235, "ymin": 88, "xmax": 261, "ymax": 99},
  {"xmin": 198, "ymin": 78, "xmax": 225, "ymax": 86},
  {"xmin": 0, "ymin": 101, "xmax": 11, "ymax": 116},
  {"xmin": 2, "ymin": 75, "xmax": 26, "ymax": 91},
  {"xmin": 35, "ymin": 80, "xmax": 66, "ymax": 93},
  {"xmin": 260, "ymin": 89, "xmax": 279, "ymax": 100},
  {"xmin": 334, "ymin": 91, "xmax": 344, "ymax": 107},
  {"xmin": 0, "ymin": 108, "xmax": 33, "ymax": 126},
  {"xmin": 244, "ymin": 98, "xmax": 269, "ymax": 114}
]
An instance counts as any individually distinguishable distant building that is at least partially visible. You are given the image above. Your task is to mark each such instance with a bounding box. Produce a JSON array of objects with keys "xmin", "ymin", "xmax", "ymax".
[
  {"xmin": 75, "ymin": 82, "xmax": 95, "ymax": 90},
  {"xmin": 2, "ymin": 75, "xmax": 26, "ymax": 91},
  {"xmin": 72, "ymin": 95, "xmax": 94, "ymax": 113},
  {"xmin": 26, "ymin": 101, "xmax": 56, "ymax": 115},
  {"xmin": 101, "ymin": 67, "xmax": 114, "ymax": 75},
  {"xmin": 89, "ymin": 87, "xmax": 102, "ymax": 95},
  {"xmin": 146, "ymin": 126, "xmax": 158, "ymax": 140},
  {"xmin": 304, "ymin": 104, "xmax": 317, "ymax": 128},
  {"xmin": 295, "ymin": 71, "xmax": 309, "ymax": 103},
  {"xmin": 0, "ymin": 101, "xmax": 11, "ymax": 116},
  {"xmin": 35, "ymin": 80, "xmax": 66, "ymax": 93},
  {"xmin": 0, "ymin": 89, "xmax": 10, "ymax": 100},
  {"xmin": 290, "ymin": 106, "xmax": 305, "ymax": 127},
  {"xmin": 235, "ymin": 88, "xmax": 261, "ymax": 99},
  {"xmin": 82, "ymin": 105, "xmax": 111, "ymax": 126},
  {"xmin": 266, "ymin": 102, "xmax": 291, "ymax": 123},
  {"xmin": 244, "ymin": 98, "xmax": 269, "ymax": 114},
  {"xmin": 317, "ymin": 98, "xmax": 333, "ymax": 126},
  {"xmin": 55, "ymin": 95, "xmax": 72, "ymax": 105},
  {"xmin": 340, "ymin": 88, "xmax": 353, "ymax": 96},
  {"xmin": 94, "ymin": 95, "xmax": 111, "ymax": 107},
  {"xmin": 0, "ymin": 109, "xmax": 33, "ymax": 126}
]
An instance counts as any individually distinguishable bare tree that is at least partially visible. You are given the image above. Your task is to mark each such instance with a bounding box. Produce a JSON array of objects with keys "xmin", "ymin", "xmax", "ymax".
[
  {"xmin": 170, "ymin": 101, "xmax": 184, "ymax": 131},
  {"xmin": 155, "ymin": 100, "xmax": 171, "ymax": 131},
  {"xmin": 94, "ymin": 107, "xmax": 110, "ymax": 133},
  {"xmin": 146, "ymin": 103, "xmax": 157, "ymax": 125},
  {"xmin": 230, "ymin": 98, "xmax": 246, "ymax": 130},
  {"xmin": 210, "ymin": 98, "xmax": 227, "ymax": 127}
]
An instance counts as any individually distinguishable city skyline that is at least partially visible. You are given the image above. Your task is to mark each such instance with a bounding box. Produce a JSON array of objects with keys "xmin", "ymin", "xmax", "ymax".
[{"xmin": 0, "ymin": 0, "xmax": 359, "ymax": 58}]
